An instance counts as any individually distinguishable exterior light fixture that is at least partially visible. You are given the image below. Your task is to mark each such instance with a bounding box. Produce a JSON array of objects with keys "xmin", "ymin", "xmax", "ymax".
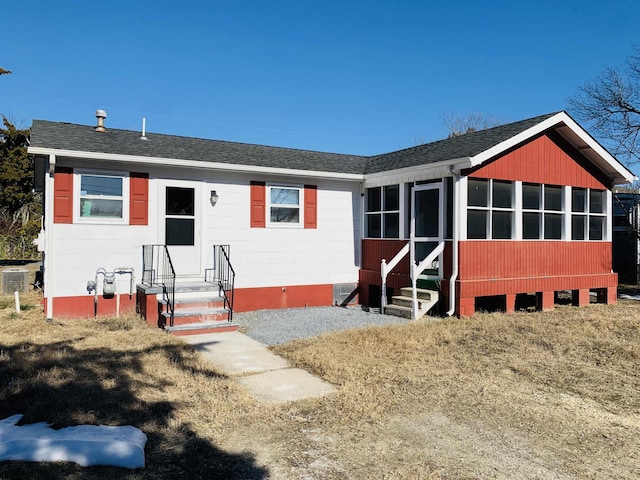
[{"xmin": 210, "ymin": 190, "xmax": 219, "ymax": 207}]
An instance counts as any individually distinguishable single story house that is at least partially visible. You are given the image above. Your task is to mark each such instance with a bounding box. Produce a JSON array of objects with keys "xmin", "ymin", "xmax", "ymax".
[{"xmin": 28, "ymin": 110, "xmax": 634, "ymax": 331}]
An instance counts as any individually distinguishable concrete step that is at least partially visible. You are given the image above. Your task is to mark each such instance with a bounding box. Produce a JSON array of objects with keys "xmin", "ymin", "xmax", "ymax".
[
  {"xmin": 390, "ymin": 295, "xmax": 428, "ymax": 309},
  {"xmin": 160, "ymin": 295, "xmax": 225, "ymax": 310},
  {"xmin": 175, "ymin": 300, "xmax": 226, "ymax": 311},
  {"xmin": 400, "ymin": 287, "xmax": 437, "ymax": 300},
  {"xmin": 175, "ymin": 290, "xmax": 223, "ymax": 300},
  {"xmin": 157, "ymin": 289, "xmax": 223, "ymax": 303},
  {"xmin": 385, "ymin": 287, "xmax": 439, "ymax": 320},
  {"xmin": 165, "ymin": 321, "xmax": 238, "ymax": 336},
  {"xmin": 161, "ymin": 307, "xmax": 230, "ymax": 325},
  {"xmin": 383, "ymin": 304, "xmax": 413, "ymax": 319},
  {"xmin": 174, "ymin": 281, "xmax": 220, "ymax": 293}
]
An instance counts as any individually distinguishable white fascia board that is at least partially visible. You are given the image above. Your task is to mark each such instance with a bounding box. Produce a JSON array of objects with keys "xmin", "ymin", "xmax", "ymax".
[
  {"xmin": 27, "ymin": 147, "xmax": 365, "ymax": 182},
  {"xmin": 468, "ymin": 111, "xmax": 635, "ymax": 184},
  {"xmin": 363, "ymin": 157, "xmax": 473, "ymax": 187},
  {"xmin": 556, "ymin": 114, "xmax": 635, "ymax": 184}
]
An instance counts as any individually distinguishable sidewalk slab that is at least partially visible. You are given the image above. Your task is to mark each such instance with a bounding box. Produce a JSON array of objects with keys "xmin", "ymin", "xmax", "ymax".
[
  {"xmin": 182, "ymin": 331, "xmax": 337, "ymax": 404},
  {"xmin": 237, "ymin": 368, "xmax": 336, "ymax": 404},
  {"xmin": 183, "ymin": 331, "xmax": 288, "ymax": 375}
]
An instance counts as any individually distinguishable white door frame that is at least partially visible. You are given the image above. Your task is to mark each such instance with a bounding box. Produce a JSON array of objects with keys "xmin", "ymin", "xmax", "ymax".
[
  {"xmin": 410, "ymin": 182, "xmax": 444, "ymax": 280},
  {"xmin": 158, "ymin": 180, "xmax": 202, "ymax": 277}
]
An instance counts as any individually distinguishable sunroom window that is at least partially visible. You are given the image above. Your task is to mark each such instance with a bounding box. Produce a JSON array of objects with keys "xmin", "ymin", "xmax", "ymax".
[
  {"xmin": 365, "ymin": 185, "xmax": 400, "ymax": 238},
  {"xmin": 522, "ymin": 183, "xmax": 563, "ymax": 240},
  {"xmin": 572, "ymin": 188, "xmax": 606, "ymax": 240},
  {"xmin": 467, "ymin": 179, "xmax": 513, "ymax": 239}
]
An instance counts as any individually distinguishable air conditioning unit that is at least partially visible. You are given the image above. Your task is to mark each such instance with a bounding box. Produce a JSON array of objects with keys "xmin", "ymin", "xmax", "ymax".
[{"xmin": 2, "ymin": 269, "xmax": 30, "ymax": 294}]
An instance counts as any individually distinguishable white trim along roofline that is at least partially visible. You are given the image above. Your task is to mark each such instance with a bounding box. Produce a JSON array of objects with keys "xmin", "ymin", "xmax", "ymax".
[
  {"xmin": 469, "ymin": 111, "xmax": 635, "ymax": 185},
  {"xmin": 363, "ymin": 157, "xmax": 473, "ymax": 188},
  {"xmin": 27, "ymin": 147, "xmax": 366, "ymax": 182},
  {"xmin": 29, "ymin": 111, "xmax": 636, "ymax": 185}
]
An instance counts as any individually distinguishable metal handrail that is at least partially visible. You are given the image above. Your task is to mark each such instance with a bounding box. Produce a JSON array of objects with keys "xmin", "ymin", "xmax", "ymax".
[
  {"xmin": 206, "ymin": 245, "xmax": 235, "ymax": 322},
  {"xmin": 142, "ymin": 244, "xmax": 176, "ymax": 327}
]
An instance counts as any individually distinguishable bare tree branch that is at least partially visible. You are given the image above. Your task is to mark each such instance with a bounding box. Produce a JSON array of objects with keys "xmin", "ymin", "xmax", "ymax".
[
  {"xmin": 440, "ymin": 112, "xmax": 505, "ymax": 138},
  {"xmin": 569, "ymin": 46, "xmax": 640, "ymax": 167}
]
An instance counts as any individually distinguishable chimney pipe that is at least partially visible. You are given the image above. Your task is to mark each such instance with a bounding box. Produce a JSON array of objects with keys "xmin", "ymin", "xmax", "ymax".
[{"xmin": 95, "ymin": 110, "xmax": 107, "ymax": 132}]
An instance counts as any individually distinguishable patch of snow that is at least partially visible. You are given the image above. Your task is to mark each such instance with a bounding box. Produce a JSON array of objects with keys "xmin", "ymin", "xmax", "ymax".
[
  {"xmin": 0, "ymin": 415, "xmax": 146, "ymax": 469},
  {"xmin": 620, "ymin": 294, "xmax": 640, "ymax": 301}
]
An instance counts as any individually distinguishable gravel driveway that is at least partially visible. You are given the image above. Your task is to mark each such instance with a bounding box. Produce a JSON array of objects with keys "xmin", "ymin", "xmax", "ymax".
[{"xmin": 233, "ymin": 306, "xmax": 413, "ymax": 346}]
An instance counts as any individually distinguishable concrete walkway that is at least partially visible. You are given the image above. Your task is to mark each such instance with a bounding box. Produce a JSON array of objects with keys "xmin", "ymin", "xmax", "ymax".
[{"xmin": 182, "ymin": 331, "xmax": 336, "ymax": 404}]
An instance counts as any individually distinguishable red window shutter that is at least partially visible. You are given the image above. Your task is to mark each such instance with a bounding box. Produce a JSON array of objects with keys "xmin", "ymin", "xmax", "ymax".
[
  {"xmin": 250, "ymin": 181, "xmax": 266, "ymax": 228},
  {"xmin": 304, "ymin": 185, "xmax": 317, "ymax": 229},
  {"xmin": 53, "ymin": 167, "xmax": 73, "ymax": 224},
  {"xmin": 129, "ymin": 173, "xmax": 149, "ymax": 225}
]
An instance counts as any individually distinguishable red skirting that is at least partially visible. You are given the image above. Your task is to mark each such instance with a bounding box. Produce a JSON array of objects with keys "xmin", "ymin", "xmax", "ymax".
[
  {"xmin": 44, "ymin": 294, "xmax": 137, "ymax": 318},
  {"xmin": 232, "ymin": 284, "xmax": 335, "ymax": 312},
  {"xmin": 45, "ymin": 283, "xmax": 348, "ymax": 319}
]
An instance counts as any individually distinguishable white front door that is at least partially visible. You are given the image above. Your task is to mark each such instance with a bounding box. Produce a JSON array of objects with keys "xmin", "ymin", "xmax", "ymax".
[{"xmin": 158, "ymin": 181, "xmax": 201, "ymax": 277}]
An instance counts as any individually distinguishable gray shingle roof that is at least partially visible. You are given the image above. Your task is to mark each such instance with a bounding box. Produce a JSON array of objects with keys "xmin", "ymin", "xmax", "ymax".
[
  {"xmin": 30, "ymin": 112, "xmax": 561, "ymax": 176},
  {"xmin": 365, "ymin": 112, "xmax": 559, "ymax": 174},
  {"xmin": 29, "ymin": 120, "xmax": 368, "ymax": 175}
]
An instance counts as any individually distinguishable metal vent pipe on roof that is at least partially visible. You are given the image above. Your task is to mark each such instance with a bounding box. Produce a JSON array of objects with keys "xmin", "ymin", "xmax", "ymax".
[{"xmin": 95, "ymin": 109, "xmax": 107, "ymax": 132}]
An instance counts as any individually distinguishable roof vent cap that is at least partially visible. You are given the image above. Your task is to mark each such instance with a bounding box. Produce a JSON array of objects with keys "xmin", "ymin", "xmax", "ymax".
[{"xmin": 95, "ymin": 109, "xmax": 107, "ymax": 132}]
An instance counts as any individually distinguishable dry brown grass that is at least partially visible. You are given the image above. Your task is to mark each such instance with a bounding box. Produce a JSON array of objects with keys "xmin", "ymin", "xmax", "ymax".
[
  {"xmin": 0, "ymin": 290, "xmax": 268, "ymax": 479},
  {"xmin": 270, "ymin": 302, "xmax": 640, "ymax": 478},
  {"xmin": 1, "ymin": 290, "xmax": 639, "ymax": 479}
]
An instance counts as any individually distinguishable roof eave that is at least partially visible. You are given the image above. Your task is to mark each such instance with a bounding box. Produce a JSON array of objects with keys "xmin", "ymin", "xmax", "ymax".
[
  {"xmin": 27, "ymin": 147, "xmax": 365, "ymax": 182},
  {"xmin": 363, "ymin": 157, "xmax": 473, "ymax": 185}
]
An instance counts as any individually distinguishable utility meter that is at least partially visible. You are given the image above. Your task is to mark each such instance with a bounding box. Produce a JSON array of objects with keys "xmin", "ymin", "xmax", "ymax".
[{"xmin": 103, "ymin": 273, "xmax": 116, "ymax": 296}]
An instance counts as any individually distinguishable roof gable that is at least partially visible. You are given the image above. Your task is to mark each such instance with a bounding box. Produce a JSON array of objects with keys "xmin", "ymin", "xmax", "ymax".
[{"xmin": 467, "ymin": 130, "xmax": 610, "ymax": 189}]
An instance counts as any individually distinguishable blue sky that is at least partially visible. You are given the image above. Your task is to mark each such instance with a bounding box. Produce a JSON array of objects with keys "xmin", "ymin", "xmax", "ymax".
[{"xmin": 2, "ymin": 0, "xmax": 639, "ymax": 158}]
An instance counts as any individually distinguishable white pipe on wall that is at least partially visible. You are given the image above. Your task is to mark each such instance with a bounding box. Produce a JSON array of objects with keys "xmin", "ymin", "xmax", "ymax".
[{"xmin": 447, "ymin": 167, "xmax": 460, "ymax": 316}]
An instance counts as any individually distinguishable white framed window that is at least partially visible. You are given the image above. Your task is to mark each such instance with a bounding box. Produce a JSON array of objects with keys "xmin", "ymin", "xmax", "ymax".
[
  {"xmin": 464, "ymin": 179, "xmax": 609, "ymax": 242},
  {"xmin": 467, "ymin": 179, "xmax": 514, "ymax": 239},
  {"xmin": 571, "ymin": 187, "xmax": 606, "ymax": 240},
  {"xmin": 268, "ymin": 185, "xmax": 303, "ymax": 226},
  {"xmin": 522, "ymin": 183, "xmax": 564, "ymax": 240},
  {"xmin": 365, "ymin": 185, "xmax": 400, "ymax": 238},
  {"xmin": 75, "ymin": 170, "xmax": 129, "ymax": 223}
]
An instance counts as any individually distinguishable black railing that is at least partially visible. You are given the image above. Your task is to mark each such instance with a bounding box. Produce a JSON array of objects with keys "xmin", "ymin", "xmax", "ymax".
[
  {"xmin": 142, "ymin": 244, "xmax": 176, "ymax": 326},
  {"xmin": 205, "ymin": 244, "xmax": 235, "ymax": 322}
]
